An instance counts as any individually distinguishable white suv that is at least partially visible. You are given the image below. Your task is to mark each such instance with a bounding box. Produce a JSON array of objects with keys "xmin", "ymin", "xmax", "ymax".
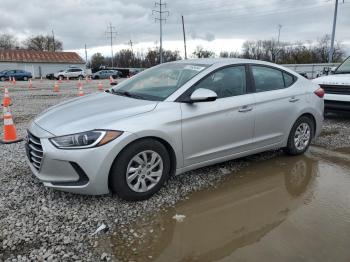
[
  {"xmin": 54, "ymin": 68, "xmax": 86, "ymax": 80},
  {"xmin": 312, "ymin": 56, "xmax": 350, "ymax": 112}
]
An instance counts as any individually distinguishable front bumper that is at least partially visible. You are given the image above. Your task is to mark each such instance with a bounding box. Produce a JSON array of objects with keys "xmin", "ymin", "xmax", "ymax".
[
  {"xmin": 26, "ymin": 122, "xmax": 138, "ymax": 195},
  {"xmin": 324, "ymin": 94, "xmax": 350, "ymax": 112}
]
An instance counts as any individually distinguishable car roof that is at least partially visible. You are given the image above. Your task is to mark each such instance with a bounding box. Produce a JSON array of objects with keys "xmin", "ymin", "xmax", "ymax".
[{"xmin": 172, "ymin": 58, "xmax": 297, "ymax": 74}]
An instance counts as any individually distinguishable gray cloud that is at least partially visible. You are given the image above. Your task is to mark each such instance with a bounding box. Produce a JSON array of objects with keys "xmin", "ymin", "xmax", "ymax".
[{"xmin": 0, "ymin": 0, "xmax": 349, "ymax": 53}]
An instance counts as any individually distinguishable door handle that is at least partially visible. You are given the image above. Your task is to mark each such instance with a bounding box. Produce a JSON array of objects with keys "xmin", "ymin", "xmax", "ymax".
[
  {"xmin": 289, "ymin": 97, "xmax": 299, "ymax": 103},
  {"xmin": 238, "ymin": 105, "xmax": 253, "ymax": 113}
]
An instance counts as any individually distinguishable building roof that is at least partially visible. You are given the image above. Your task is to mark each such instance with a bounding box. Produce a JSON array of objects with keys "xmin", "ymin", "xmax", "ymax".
[{"xmin": 0, "ymin": 49, "xmax": 85, "ymax": 64}]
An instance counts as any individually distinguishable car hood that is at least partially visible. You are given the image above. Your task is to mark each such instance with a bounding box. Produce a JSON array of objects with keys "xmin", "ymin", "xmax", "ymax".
[
  {"xmin": 34, "ymin": 92, "xmax": 158, "ymax": 136},
  {"xmin": 312, "ymin": 74, "xmax": 350, "ymax": 85}
]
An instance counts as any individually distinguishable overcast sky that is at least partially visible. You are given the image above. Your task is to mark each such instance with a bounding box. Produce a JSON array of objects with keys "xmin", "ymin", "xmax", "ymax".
[{"xmin": 0, "ymin": 0, "xmax": 349, "ymax": 58}]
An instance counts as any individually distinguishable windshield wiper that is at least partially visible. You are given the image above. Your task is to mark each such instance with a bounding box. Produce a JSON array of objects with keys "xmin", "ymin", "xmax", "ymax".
[{"xmin": 111, "ymin": 90, "xmax": 144, "ymax": 99}]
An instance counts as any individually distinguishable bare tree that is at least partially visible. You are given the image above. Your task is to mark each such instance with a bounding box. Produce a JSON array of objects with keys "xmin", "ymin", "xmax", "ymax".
[
  {"xmin": 90, "ymin": 53, "xmax": 105, "ymax": 72},
  {"xmin": 193, "ymin": 46, "xmax": 215, "ymax": 58},
  {"xmin": 23, "ymin": 35, "xmax": 63, "ymax": 51},
  {"xmin": 0, "ymin": 34, "xmax": 18, "ymax": 49}
]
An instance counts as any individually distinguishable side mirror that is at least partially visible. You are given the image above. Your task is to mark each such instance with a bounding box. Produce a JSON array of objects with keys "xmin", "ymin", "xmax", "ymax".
[
  {"xmin": 189, "ymin": 88, "xmax": 217, "ymax": 103},
  {"xmin": 330, "ymin": 66, "xmax": 337, "ymax": 74}
]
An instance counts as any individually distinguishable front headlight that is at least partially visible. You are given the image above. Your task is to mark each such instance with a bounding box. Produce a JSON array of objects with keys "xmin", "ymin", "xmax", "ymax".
[{"xmin": 49, "ymin": 130, "xmax": 123, "ymax": 149}]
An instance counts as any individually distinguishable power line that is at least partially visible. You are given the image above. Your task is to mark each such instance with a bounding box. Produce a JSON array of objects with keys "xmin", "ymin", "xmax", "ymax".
[
  {"xmin": 152, "ymin": 0, "xmax": 169, "ymax": 64},
  {"xmin": 105, "ymin": 22, "xmax": 117, "ymax": 67}
]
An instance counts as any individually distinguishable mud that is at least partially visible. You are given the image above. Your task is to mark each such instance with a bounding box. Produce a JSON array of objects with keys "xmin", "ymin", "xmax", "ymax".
[{"xmin": 100, "ymin": 147, "xmax": 350, "ymax": 262}]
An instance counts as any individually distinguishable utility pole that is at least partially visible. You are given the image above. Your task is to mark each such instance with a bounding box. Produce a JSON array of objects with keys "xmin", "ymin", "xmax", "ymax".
[
  {"xmin": 128, "ymin": 40, "xmax": 134, "ymax": 54},
  {"xmin": 105, "ymin": 23, "xmax": 117, "ymax": 68},
  {"xmin": 329, "ymin": 0, "xmax": 339, "ymax": 63},
  {"xmin": 52, "ymin": 29, "xmax": 55, "ymax": 52},
  {"xmin": 84, "ymin": 44, "xmax": 88, "ymax": 66},
  {"xmin": 152, "ymin": 0, "xmax": 169, "ymax": 64},
  {"xmin": 275, "ymin": 24, "xmax": 282, "ymax": 62},
  {"xmin": 277, "ymin": 24, "xmax": 282, "ymax": 45},
  {"xmin": 182, "ymin": 15, "xmax": 187, "ymax": 59}
]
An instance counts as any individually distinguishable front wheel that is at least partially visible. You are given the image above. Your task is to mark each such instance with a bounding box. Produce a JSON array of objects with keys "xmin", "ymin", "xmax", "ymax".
[
  {"xmin": 109, "ymin": 139, "xmax": 170, "ymax": 201},
  {"xmin": 0, "ymin": 77, "xmax": 5, "ymax": 81},
  {"xmin": 23, "ymin": 76, "xmax": 28, "ymax": 81},
  {"xmin": 78, "ymin": 75, "xmax": 84, "ymax": 80},
  {"xmin": 285, "ymin": 116, "xmax": 314, "ymax": 155}
]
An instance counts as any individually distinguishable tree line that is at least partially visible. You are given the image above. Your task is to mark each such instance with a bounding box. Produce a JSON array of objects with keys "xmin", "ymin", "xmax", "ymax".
[
  {"xmin": 210, "ymin": 35, "xmax": 345, "ymax": 64},
  {"xmin": 1, "ymin": 32, "xmax": 346, "ymax": 68},
  {"xmin": 0, "ymin": 33, "xmax": 63, "ymax": 52}
]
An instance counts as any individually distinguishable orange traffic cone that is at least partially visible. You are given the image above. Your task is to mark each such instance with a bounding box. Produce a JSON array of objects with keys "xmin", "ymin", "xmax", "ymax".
[
  {"xmin": 28, "ymin": 79, "xmax": 33, "ymax": 89},
  {"xmin": 12, "ymin": 77, "xmax": 16, "ymax": 85},
  {"xmin": 77, "ymin": 79, "xmax": 82, "ymax": 88},
  {"xmin": 66, "ymin": 76, "xmax": 69, "ymax": 82},
  {"xmin": 2, "ymin": 87, "xmax": 12, "ymax": 107},
  {"xmin": 58, "ymin": 77, "xmax": 62, "ymax": 83},
  {"xmin": 53, "ymin": 82, "xmax": 59, "ymax": 92},
  {"xmin": 0, "ymin": 106, "xmax": 22, "ymax": 144},
  {"xmin": 109, "ymin": 75, "xmax": 113, "ymax": 84},
  {"xmin": 98, "ymin": 81, "xmax": 103, "ymax": 91},
  {"xmin": 78, "ymin": 85, "xmax": 84, "ymax": 96},
  {"xmin": 40, "ymin": 76, "xmax": 43, "ymax": 82}
]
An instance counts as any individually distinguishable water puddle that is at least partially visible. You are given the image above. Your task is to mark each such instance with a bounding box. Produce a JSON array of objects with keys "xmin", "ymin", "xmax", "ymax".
[{"xmin": 100, "ymin": 148, "xmax": 350, "ymax": 262}]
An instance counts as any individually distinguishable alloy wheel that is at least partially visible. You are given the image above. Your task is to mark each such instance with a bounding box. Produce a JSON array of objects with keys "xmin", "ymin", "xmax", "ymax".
[
  {"xmin": 126, "ymin": 150, "xmax": 163, "ymax": 193},
  {"xmin": 294, "ymin": 123, "xmax": 311, "ymax": 151}
]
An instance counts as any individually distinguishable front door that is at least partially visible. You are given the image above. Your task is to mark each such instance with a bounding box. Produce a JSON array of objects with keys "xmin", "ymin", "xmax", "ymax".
[{"xmin": 181, "ymin": 65, "xmax": 256, "ymax": 167}]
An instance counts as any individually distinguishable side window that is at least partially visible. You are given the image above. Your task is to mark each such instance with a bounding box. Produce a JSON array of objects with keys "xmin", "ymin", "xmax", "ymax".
[
  {"xmin": 283, "ymin": 72, "xmax": 295, "ymax": 87},
  {"xmin": 252, "ymin": 66, "xmax": 285, "ymax": 92},
  {"xmin": 66, "ymin": 69, "xmax": 73, "ymax": 72},
  {"xmin": 192, "ymin": 66, "xmax": 246, "ymax": 99}
]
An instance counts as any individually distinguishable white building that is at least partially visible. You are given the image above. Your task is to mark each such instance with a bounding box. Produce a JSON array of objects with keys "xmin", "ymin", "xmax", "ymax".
[{"xmin": 0, "ymin": 49, "xmax": 85, "ymax": 78}]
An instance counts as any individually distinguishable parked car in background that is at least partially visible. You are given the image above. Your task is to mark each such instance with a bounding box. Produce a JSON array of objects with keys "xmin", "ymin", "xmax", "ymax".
[
  {"xmin": 312, "ymin": 56, "xmax": 350, "ymax": 112},
  {"xmin": 46, "ymin": 73, "xmax": 54, "ymax": 80},
  {"xmin": 0, "ymin": 69, "xmax": 32, "ymax": 81},
  {"xmin": 54, "ymin": 68, "xmax": 86, "ymax": 80},
  {"xmin": 26, "ymin": 58, "xmax": 324, "ymax": 200},
  {"xmin": 92, "ymin": 70, "xmax": 122, "ymax": 79}
]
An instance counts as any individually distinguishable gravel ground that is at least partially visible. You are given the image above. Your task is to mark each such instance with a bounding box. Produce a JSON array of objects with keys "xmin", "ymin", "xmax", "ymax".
[
  {"xmin": 1, "ymin": 80, "xmax": 349, "ymax": 261},
  {"xmin": 313, "ymin": 113, "xmax": 350, "ymax": 150}
]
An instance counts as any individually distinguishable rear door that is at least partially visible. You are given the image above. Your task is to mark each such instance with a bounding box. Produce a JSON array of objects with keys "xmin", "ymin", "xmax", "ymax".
[
  {"xmin": 250, "ymin": 64, "xmax": 303, "ymax": 148},
  {"xmin": 181, "ymin": 65, "xmax": 256, "ymax": 166}
]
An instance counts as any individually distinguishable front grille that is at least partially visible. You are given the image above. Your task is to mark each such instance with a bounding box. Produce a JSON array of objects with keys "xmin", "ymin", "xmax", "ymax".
[
  {"xmin": 26, "ymin": 131, "xmax": 43, "ymax": 171},
  {"xmin": 320, "ymin": 84, "xmax": 350, "ymax": 95}
]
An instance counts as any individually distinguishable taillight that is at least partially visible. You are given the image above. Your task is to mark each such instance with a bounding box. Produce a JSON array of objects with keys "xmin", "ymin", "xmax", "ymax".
[{"xmin": 314, "ymin": 87, "xmax": 325, "ymax": 98}]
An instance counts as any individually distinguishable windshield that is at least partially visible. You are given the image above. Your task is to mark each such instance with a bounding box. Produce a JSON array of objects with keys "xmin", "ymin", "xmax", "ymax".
[
  {"xmin": 0, "ymin": 70, "xmax": 8, "ymax": 74},
  {"xmin": 111, "ymin": 63, "xmax": 209, "ymax": 101},
  {"xmin": 335, "ymin": 56, "xmax": 350, "ymax": 74}
]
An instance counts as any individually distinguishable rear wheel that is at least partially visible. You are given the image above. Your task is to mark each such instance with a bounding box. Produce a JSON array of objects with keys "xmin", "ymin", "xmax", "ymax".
[
  {"xmin": 0, "ymin": 77, "xmax": 5, "ymax": 81},
  {"xmin": 78, "ymin": 75, "xmax": 84, "ymax": 80},
  {"xmin": 23, "ymin": 76, "xmax": 28, "ymax": 81},
  {"xmin": 285, "ymin": 116, "xmax": 314, "ymax": 155},
  {"xmin": 109, "ymin": 139, "xmax": 170, "ymax": 201}
]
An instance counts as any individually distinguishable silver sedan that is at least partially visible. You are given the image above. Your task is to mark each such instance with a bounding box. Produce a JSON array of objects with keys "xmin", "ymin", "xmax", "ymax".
[{"xmin": 26, "ymin": 58, "xmax": 324, "ymax": 200}]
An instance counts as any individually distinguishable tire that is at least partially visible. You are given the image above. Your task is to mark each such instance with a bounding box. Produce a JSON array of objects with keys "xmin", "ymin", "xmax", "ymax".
[
  {"xmin": 285, "ymin": 116, "xmax": 314, "ymax": 155},
  {"xmin": 0, "ymin": 77, "xmax": 5, "ymax": 81},
  {"xmin": 109, "ymin": 139, "xmax": 171, "ymax": 201},
  {"xmin": 58, "ymin": 75, "xmax": 64, "ymax": 80},
  {"xmin": 23, "ymin": 76, "xmax": 28, "ymax": 81},
  {"xmin": 78, "ymin": 75, "xmax": 84, "ymax": 80}
]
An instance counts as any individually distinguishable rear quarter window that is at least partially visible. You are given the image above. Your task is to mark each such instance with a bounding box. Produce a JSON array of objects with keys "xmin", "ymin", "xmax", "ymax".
[{"xmin": 283, "ymin": 72, "xmax": 296, "ymax": 87}]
